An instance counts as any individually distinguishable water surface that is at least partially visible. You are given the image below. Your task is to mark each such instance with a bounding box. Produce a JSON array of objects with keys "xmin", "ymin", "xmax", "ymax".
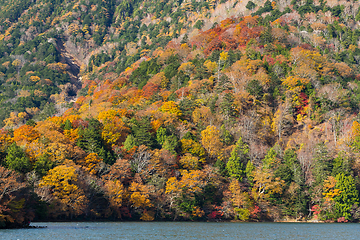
[{"xmin": 1, "ymin": 221, "xmax": 359, "ymax": 239}]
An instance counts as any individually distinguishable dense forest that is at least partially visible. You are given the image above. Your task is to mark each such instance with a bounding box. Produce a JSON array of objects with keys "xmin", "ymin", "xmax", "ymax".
[{"xmin": 2, "ymin": 0, "xmax": 360, "ymax": 228}]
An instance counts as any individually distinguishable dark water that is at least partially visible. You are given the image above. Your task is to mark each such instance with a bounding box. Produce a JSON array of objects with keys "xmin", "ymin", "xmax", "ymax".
[{"xmin": 0, "ymin": 222, "xmax": 359, "ymax": 239}]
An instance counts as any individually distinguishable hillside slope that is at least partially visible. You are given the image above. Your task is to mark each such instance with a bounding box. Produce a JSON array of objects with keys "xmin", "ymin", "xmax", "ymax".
[{"xmin": 2, "ymin": 0, "xmax": 360, "ymax": 227}]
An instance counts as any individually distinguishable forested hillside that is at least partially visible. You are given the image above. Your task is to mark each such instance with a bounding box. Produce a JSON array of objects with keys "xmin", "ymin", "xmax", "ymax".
[{"xmin": 2, "ymin": 0, "xmax": 360, "ymax": 227}]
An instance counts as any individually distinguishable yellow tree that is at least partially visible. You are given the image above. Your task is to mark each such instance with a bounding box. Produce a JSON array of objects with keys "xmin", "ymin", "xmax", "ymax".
[
  {"xmin": 98, "ymin": 109, "xmax": 129, "ymax": 146},
  {"xmin": 251, "ymin": 169, "xmax": 285, "ymax": 201},
  {"xmin": 39, "ymin": 164, "xmax": 88, "ymax": 217},
  {"xmin": 165, "ymin": 170, "xmax": 206, "ymax": 209},
  {"xmin": 192, "ymin": 106, "xmax": 213, "ymax": 126},
  {"xmin": 322, "ymin": 176, "xmax": 341, "ymax": 213},
  {"xmin": 281, "ymin": 76, "xmax": 309, "ymax": 120},
  {"xmin": 128, "ymin": 181, "xmax": 154, "ymax": 221},
  {"xmin": 63, "ymin": 128, "xmax": 80, "ymax": 143},
  {"xmin": 0, "ymin": 129, "xmax": 13, "ymax": 152},
  {"xmin": 160, "ymin": 101, "xmax": 182, "ymax": 117},
  {"xmin": 180, "ymin": 139, "xmax": 206, "ymax": 161},
  {"xmin": 3, "ymin": 112, "xmax": 21, "ymax": 128},
  {"xmin": 204, "ymin": 60, "xmax": 217, "ymax": 73},
  {"xmin": 229, "ymin": 178, "xmax": 252, "ymax": 221},
  {"xmin": 201, "ymin": 125, "xmax": 223, "ymax": 158},
  {"xmin": 44, "ymin": 142, "xmax": 69, "ymax": 164},
  {"xmin": 81, "ymin": 153, "xmax": 102, "ymax": 175},
  {"xmin": 179, "ymin": 153, "xmax": 201, "ymax": 170},
  {"xmin": 13, "ymin": 125, "xmax": 40, "ymax": 144},
  {"xmin": 129, "ymin": 181, "xmax": 153, "ymax": 208},
  {"xmin": 178, "ymin": 62, "xmax": 195, "ymax": 75},
  {"xmin": 104, "ymin": 179, "xmax": 125, "ymax": 218}
]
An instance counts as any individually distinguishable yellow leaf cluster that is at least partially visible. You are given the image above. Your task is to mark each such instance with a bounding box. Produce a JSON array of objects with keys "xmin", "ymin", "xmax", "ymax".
[
  {"xmin": 160, "ymin": 101, "xmax": 182, "ymax": 117},
  {"xmin": 63, "ymin": 128, "xmax": 80, "ymax": 142},
  {"xmin": 322, "ymin": 176, "xmax": 341, "ymax": 203},
  {"xmin": 180, "ymin": 138, "xmax": 206, "ymax": 162},
  {"xmin": 179, "ymin": 153, "xmax": 200, "ymax": 170},
  {"xmin": 192, "ymin": 206, "xmax": 205, "ymax": 217},
  {"xmin": 251, "ymin": 169, "xmax": 285, "ymax": 201},
  {"xmin": 282, "ymin": 76, "xmax": 309, "ymax": 91},
  {"xmin": 13, "ymin": 125, "xmax": 40, "ymax": 143},
  {"xmin": 83, "ymin": 153, "xmax": 102, "ymax": 174},
  {"xmin": 229, "ymin": 178, "xmax": 251, "ymax": 208},
  {"xmin": 178, "ymin": 62, "xmax": 195, "ymax": 73},
  {"xmin": 40, "ymin": 164, "xmax": 88, "ymax": 215},
  {"xmin": 204, "ymin": 60, "xmax": 217, "ymax": 72},
  {"xmin": 140, "ymin": 210, "xmax": 155, "ymax": 221},
  {"xmin": 29, "ymin": 76, "xmax": 40, "ymax": 82},
  {"xmin": 105, "ymin": 179, "xmax": 124, "ymax": 207},
  {"xmin": 44, "ymin": 142, "xmax": 68, "ymax": 164},
  {"xmin": 201, "ymin": 125, "xmax": 223, "ymax": 158},
  {"xmin": 129, "ymin": 182, "xmax": 153, "ymax": 208},
  {"xmin": 165, "ymin": 170, "xmax": 205, "ymax": 196},
  {"xmin": 220, "ymin": 52, "xmax": 229, "ymax": 62}
]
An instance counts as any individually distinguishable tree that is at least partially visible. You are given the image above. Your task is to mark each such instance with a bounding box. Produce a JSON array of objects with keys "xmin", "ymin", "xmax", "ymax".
[
  {"xmin": 246, "ymin": 1, "xmax": 256, "ymax": 10},
  {"xmin": 160, "ymin": 101, "xmax": 182, "ymax": 117},
  {"xmin": 262, "ymin": 146, "xmax": 278, "ymax": 170},
  {"xmin": 201, "ymin": 126, "xmax": 223, "ymax": 158},
  {"xmin": 13, "ymin": 125, "xmax": 40, "ymax": 143},
  {"xmin": 34, "ymin": 154, "xmax": 56, "ymax": 177},
  {"xmin": 163, "ymin": 135, "xmax": 178, "ymax": 154},
  {"xmin": 251, "ymin": 169, "xmax": 285, "ymax": 202},
  {"xmin": 180, "ymin": 153, "xmax": 200, "ymax": 170},
  {"xmin": 332, "ymin": 151, "xmax": 351, "ymax": 177},
  {"xmin": 130, "ymin": 118, "xmax": 155, "ymax": 149},
  {"xmin": 156, "ymin": 127, "xmax": 167, "ymax": 146},
  {"xmin": 275, "ymin": 149, "xmax": 307, "ymax": 218},
  {"xmin": 0, "ymin": 166, "xmax": 29, "ymax": 228},
  {"xmin": 229, "ymin": 178, "xmax": 252, "ymax": 221},
  {"xmin": 194, "ymin": 20, "xmax": 204, "ymax": 30},
  {"xmin": 245, "ymin": 160, "xmax": 255, "ymax": 183},
  {"xmin": 156, "ymin": 127, "xmax": 178, "ymax": 154},
  {"xmin": 100, "ymin": 115, "xmax": 128, "ymax": 147},
  {"xmin": 192, "ymin": 106, "xmax": 213, "ymax": 127},
  {"xmin": 220, "ymin": 93, "xmax": 235, "ymax": 119},
  {"xmin": 82, "ymin": 153, "xmax": 102, "ymax": 175},
  {"xmin": 181, "ymin": 139, "xmax": 206, "ymax": 162},
  {"xmin": 165, "ymin": 170, "xmax": 206, "ymax": 216},
  {"xmin": 226, "ymin": 137, "xmax": 249, "ymax": 181},
  {"xmin": 220, "ymin": 125, "xmax": 233, "ymax": 145},
  {"xmin": 334, "ymin": 173, "xmax": 359, "ymax": 221},
  {"xmin": 5, "ymin": 143, "xmax": 31, "ymax": 174},
  {"xmin": 104, "ymin": 179, "xmax": 124, "ymax": 218},
  {"xmin": 274, "ymin": 149, "xmax": 302, "ymax": 185},
  {"xmin": 77, "ymin": 118, "xmax": 115, "ymax": 164},
  {"xmin": 39, "ymin": 164, "xmax": 88, "ymax": 218},
  {"xmin": 128, "ymin": 181, "xmax": 154, "ymax": 221},
  {"xmin": 123, "ymin": 134, "xmax": 137, "ymax": 151}
]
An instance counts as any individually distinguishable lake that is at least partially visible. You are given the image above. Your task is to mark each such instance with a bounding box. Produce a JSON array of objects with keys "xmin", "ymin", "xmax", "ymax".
[{"xmin": 1, "ymin": 222, "xmax": 359, "ymax": 239}]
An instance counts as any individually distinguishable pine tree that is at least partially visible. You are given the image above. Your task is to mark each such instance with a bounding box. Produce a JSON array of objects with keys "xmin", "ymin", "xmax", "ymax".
[
  {"xmin": 5, "ymin": 143, "xmax": 31, "ymax": 174},
  {"xmin": 123, "ymin": 134, "xmax": 137, "ymax": 151},
  {"xmin": 334, "ymin": 173, "xmax": 359, "ymax": 221},
  {"xmin": 131, "ymin": 118, "xmax": 155, "ymax": 148},
  {"xmin": 226, "ymin": 137, "xmax": 249, "ymax": 181}
]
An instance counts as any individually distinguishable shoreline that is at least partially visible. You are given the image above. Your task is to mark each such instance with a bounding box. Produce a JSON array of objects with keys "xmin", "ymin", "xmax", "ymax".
[
  {"xmin": 1, "ymin": 219, "xmax": 346, "ymax": 229},
  {"xmin": 27, "ymin": 219, "xmax": 328, "ymax": 224}
]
